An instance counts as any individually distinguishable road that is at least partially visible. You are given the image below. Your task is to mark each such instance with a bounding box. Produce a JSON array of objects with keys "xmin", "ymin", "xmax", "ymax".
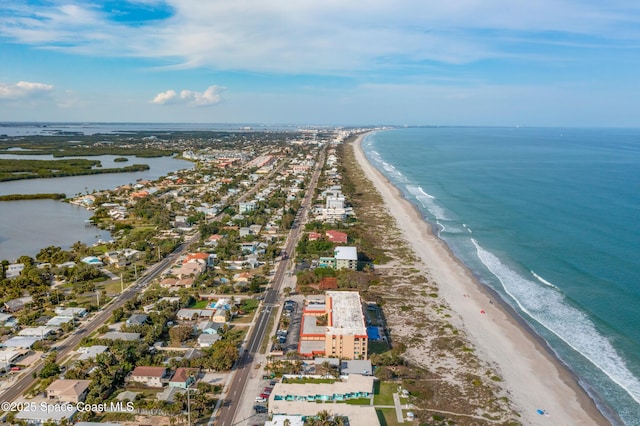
[
  {"xmin": 0, "ymin": 156, "xmax": 289, "ymax": 407},
  {"xmin": 214, "ymin": 144, "xmax": 326, "ymax": 426},
  {"xmin": 0, "ymin": 241, "xmax": 187, "ymax": 405}
]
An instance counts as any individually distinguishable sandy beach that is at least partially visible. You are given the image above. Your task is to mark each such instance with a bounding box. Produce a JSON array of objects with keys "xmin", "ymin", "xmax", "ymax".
[{"xmin": 352, "ymin": 132, "xmax": 609, "ymax": 425}]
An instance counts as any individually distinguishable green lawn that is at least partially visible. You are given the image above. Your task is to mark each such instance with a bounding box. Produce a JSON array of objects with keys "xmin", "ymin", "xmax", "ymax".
[
  {"xmin": 373, "ymin": 381, "xmax": 397, "ymax": 406},
  {"xmin": 232, "ymin": 314, "xmax": 255, "ymax": 324},
  {"xmin": 376, "ymin": 408, "xmax": 404, "ymax": 426},
  {"xmin": 100, "ymin": 279, "xmax": 127, "ymax": 295},
  {"xmin": 345, "ymin": 397, "xmax": 371, "ymax": 405},
  {"xmin": 241, "ymin": 298, "xmax": 259, "ymax": 312},
  {"xmin": 190, "ymin": 300, "xmax": 211, "ymax": 309}
]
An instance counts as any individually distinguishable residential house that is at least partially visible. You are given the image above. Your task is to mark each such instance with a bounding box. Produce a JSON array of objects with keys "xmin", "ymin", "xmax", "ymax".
[
  {"xmin": 0, "ymin": 313, "xmax": 17, "ymax": 328},
  {"xmin": 160, "ymin": 277, "xmax": 194, "ymax": 289},
  {"xmin": 101, "ymin": 332, "xmax": 141, "ymax": 341},
  {"xmin": 46, "ymin": 379, "xmax": 91, "ymax": 403},
  {"xmin": 127, "ymin": 366, "xmax": 169, "ymax": 388},
  {"xmin": 169, "ymin": 368, "xmax": 197, "ymax": 389},
  {"xmin": 238, "ymin": 201, "xmax": 256, "ymax": 213},
  {"xmin": 184, "ymin": 252, "xmax": 216, "ymax": 267},
  {"xmin": 126, "ymin": 314, "xmax": 149, "ymax": 326},
  {"xmin": 325, "ymin": 230, "xmax": 348, "ymax": 244},
  {"xmin": 5, "ymin": 263, "xmax": 25, "ymax": 279},
  {"xmin": 3, "ymin": 336, "xmax": 39, "ymax": 348},
  {"xmin": 176, "ymin": 309, "xmax": 214, "ymax": 321},
  {"xmin": 4, "ymin": 296, "xmax": 33, "ymax": 312},
  {"xmin": 197, "ymin": 334, "xmax": 221, "ymax": 348},
  {"xmin": 172, "ymin": 259, "xmax": 207, "ymax": 278},
  {"xmin": 249, "ymin": 224, "xmax": 263, "ymax": 235},
  {"xmin": 212, "ymin": 309, "xmax": 229, "ymax": 324},
  {"xmin": 77, "ymin": 345, "xmax": 109, "ymax": 361},
  {"xmin": 205, "ymin": 234, "xmax": 225, "ymax": 246},
  {"xmin": 241, "ymin": 242, "xmax": 257, "ymax": 254},
  {"xmin": 54, "ymin": 307, "xmax": 87, "ymax": 318},
  {"xmin": 18, "ymin": 326, "xmax": 56, "ymax": 338},
  {"xmin": 308, "ymin": 232, "xmax": 322, "ymax": 241},
  {"xmin": 46, "ymin": 316, "xmax": 74, "ymax": 327},
  {"xmin": 196, "ymin": 320, "xmax": 222, "ymax": 335},
  {"xmin": 232, "ymin": 272, "xmax": 252, "ymax": 283}
]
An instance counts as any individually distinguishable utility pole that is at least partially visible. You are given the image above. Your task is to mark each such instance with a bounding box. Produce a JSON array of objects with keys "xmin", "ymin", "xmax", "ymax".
[{"xmin": 187, "ymin": 383, "xmax": 192, "ymax": 426}]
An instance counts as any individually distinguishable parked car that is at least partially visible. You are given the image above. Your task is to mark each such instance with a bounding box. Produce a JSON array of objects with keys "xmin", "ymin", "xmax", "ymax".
[
  {"xmin": 259, "ymin": 393, "xmax": 270, "ymax": 399},
  {"xmin": 254, "ymin": 405, "xmax": 268, "ymax": 414},
  {"xmin": 255, "ymin": 397, "xmax": 267, "ymax": 403}
]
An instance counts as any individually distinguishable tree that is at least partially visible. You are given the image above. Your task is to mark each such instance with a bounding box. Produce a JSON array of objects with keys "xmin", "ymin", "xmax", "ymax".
[
  {"xmin": 208, "ymin": 340, "xmax": 239, "ymax": 371},
  {"xmin": 39, "ymin": 361, "xmax": 61, "ymax": 379},
  {"xmin": 169, "ymin": 324, "xmax": 193, "ymax": 346}
]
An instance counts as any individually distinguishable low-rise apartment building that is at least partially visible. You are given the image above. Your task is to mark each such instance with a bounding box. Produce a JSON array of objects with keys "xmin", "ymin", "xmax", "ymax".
[{"xmin": 299, "ymin": 291, "xmax": 368, "ymax": 359}]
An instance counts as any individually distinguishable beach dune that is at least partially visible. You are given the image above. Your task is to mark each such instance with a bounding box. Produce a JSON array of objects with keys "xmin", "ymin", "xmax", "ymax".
[{"xmin": 353, "ymin": 133, "xmax": 609, "ymax": 425}]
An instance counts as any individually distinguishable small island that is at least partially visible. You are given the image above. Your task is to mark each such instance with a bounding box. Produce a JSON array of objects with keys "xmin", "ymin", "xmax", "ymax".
[
  {"xmin": 113, "ymin": 157, "xmax": 129, "ymax": 162},
  {"xmin": 0, "ymin": 158, "xmax": 149, "ymax": 182},
  {"xmin": 0, "ymin": 193, "xmax": 66, "ymax": 201}
]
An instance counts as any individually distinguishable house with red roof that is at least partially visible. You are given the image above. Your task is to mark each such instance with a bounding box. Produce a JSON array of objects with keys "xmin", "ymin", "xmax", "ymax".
[
  {"xmin": 184, "ymin": 252, "xmax": 216, "ymax": 267},
  {"xmin": 326, "ymin": 230, "xmax": 348, "ymax": 244},
  {"xmin": 169, "ymin": 368, "xmax": 198, "ymax": 389},
  {"xmin": 308, "ymin": 232, "xmax": 322, "ymax": 241}
]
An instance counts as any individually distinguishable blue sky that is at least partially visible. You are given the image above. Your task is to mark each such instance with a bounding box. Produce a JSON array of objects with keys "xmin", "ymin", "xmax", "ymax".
[{"xmin": 1, "ymin": 0, "xmax": 640, "ymax": 126}]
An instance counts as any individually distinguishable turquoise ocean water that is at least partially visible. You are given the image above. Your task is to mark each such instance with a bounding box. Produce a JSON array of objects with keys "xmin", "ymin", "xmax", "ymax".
[{"xmin": 363, "ymin": 127, "xmax": 640, "ymax": 425}]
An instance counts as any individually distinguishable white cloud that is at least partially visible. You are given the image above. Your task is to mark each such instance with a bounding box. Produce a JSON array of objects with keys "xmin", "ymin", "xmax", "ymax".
[
  {"xmin": 1, "ymin": 1, "xmax": 639, "ymax": 75},
  {"xmin": 152, "ymin": 86, "xmax": 224, "ymax": 106},
  {"xmin": 0, "ymin": 81, "xmax": 54, "ymax": 99},
  {"xmin": 151, "ymin": 89, "xmax": 178, "ymax": 105}
]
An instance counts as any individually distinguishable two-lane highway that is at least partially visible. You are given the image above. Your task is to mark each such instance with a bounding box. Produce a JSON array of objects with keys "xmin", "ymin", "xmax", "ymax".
[{"xmin": 214, "ymin": 144, "xmax": 327, "ymax": 426}]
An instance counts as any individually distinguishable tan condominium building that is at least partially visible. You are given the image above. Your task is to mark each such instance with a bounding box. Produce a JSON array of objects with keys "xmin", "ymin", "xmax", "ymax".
[{"xmin": 299, "ymin": 291, "xmax": 368, "ymax": 360}]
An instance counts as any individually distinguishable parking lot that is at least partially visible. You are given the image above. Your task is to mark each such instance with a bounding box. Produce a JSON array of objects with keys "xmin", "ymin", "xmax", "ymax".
[{"xmin": 281, "ymin": 295, "xmax": 304, "ymax": 354}]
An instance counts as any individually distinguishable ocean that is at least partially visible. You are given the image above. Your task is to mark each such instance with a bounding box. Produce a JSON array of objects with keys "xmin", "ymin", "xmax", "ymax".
[{"xmin": 363, "ymin": 127, "xmax": 640, "ymax": 425}]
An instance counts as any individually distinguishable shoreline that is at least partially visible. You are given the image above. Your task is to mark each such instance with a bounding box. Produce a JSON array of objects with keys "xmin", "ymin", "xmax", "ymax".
[{"xmin": 352, "ymin": 132, "xmax": 611, "ymax": 425}]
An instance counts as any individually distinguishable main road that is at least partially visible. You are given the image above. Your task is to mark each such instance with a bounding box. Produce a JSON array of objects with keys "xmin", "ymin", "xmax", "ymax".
[{"xmin": 214, "ymin": 144, "xmax": 326, "ymax": 426}]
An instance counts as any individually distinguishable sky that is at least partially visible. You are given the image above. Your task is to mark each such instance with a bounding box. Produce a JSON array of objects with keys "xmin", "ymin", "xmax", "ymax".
[{"xmin": 1, "ymin": 0, "xmax": 640, "ymax": 126}]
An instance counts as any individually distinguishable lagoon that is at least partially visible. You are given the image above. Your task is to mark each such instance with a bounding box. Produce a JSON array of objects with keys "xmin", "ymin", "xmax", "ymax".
[{"xmin": 0, "ymin": 154, "xmax": 193, "ymax": 261}]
